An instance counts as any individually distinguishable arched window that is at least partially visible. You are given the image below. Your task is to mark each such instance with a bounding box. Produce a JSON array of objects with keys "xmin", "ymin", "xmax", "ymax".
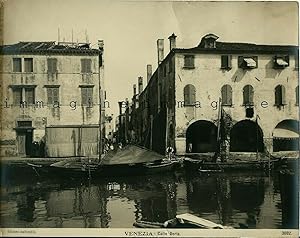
[
  {"xmin": 184, "ymin": 84, "xmax": 196, "ymax": 106},
  {"xmin": 221, "ymin": 85, "xmax": 232, "ymax": 106},
  {"xmin": 243, "ymin": 85, "xmax": 254, "ymax": 106},
  {"xmin": 275, "ymin": 85, "xmax": 286, "ymax": 106},
  {"xmin": 296, "ymin": 86, "xmax": 299, "ymax": 106}
]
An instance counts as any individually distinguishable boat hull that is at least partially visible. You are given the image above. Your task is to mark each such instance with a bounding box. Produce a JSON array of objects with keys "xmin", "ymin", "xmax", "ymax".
[
  {"xmin": 184, "ymin": 157, "xmax": 283, "ymax": 172},
  {"xmin": 28, "ymin": 160, "xmax": 180, "ymax": 178}
]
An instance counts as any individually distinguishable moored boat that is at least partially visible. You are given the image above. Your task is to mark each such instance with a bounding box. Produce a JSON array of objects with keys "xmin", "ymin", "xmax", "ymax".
[
  {"xmin": 134, "ymin": 213, "xmax": 234, "ymax": 229},
  {"xmin": 184, "ymin": 156, "xmax": 284, "ymax": 172}
]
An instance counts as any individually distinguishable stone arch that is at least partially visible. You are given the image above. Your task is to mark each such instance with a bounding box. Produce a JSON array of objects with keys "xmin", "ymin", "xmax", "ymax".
[
  {"xmin": 230, "ymin": 120, "xmax": 264, "ymax": 152},
  {"xmin": 273, "ymin": 119, "xmax": 299, "ymax": 152},
  {"xmin": 186, "ymin": 120, "xmax": 217, "ymax": 153}
]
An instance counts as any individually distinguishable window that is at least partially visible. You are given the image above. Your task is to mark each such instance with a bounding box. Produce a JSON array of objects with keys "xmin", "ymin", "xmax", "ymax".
[
  {"xmin": 13, "ymin": 58, "xmax": 22, "ymax": 72},
  {"xmin": 273, "ymin": 55, "xmax": 289, "ymax": 69},
  {"xmin": 221, "ymin": 85, "xmax": 232, "ymax": 106},
  {"xmin": 81, "ymin": 59, "xmax": 92, "ymax": 73},
  {"xmin": 184, "ymin": 84, "xmax": 196, "ymax": 106},
  {"xmin": 184, "ymin": 55, "xmax": 195, "ymax": 68},
  {"xmin": 47, "ymin": 58, "xmax": 57, "ymax": 73},
  {"xmin": 243, "ymin": 85, "xmax": 254, "ymax": 106},
  {"xmin": 221, "ymin": 55, "xmax": 232, "ymax": 69},
  {"xmin": 12, "ymin": 88, "xmax": 22, "ymax": 105},
  {"xmin": 25, "ymin": 88, "xmax": 35, "ymax": 104},
  {"xmin": 47, "ymin": 87, "xmax": 59, "ymax": 104},
  {"xmin": 81, "ymin": 86, "xmax": 93, "ymax": 106},
  {"xmin": 295, "ymin": 52, "xmax": 299, "ymax": 69},
  {"xmin": 238, "ymin": 56, "xmax": 258, "ymax": 69},
  {"xmin": 275, "ymin": 85, "xmax": 286, "ymax": 106},
  {"xmin": 24, "ymin": 58, "xmax": 33, "ymax": 72},
  {"xmin": 296, "ymin": 86, "xmax": 299, "ymax": 106},
  {"xmin": 12, "ymin": 87, "xmax": 35, "ymax": 105}
]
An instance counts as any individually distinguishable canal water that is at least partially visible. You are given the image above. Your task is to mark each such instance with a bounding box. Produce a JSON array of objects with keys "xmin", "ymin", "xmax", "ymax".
[{"xmin": 1, "ymin": 168, "xmax": 298, "ymax": 228}]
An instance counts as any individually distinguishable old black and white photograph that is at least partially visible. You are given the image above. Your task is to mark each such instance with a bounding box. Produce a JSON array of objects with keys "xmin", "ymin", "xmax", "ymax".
[{"xmin": 0, "ymin": 0, "xmax": 299, "ymax": 237}]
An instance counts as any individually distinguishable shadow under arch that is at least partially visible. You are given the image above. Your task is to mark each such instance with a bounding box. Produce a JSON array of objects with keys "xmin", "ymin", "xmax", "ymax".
[
  {"xmin": 230, "ymin": 120, "xmax": 264, "ymax": 152},
  {"xmin": 186, "ymin": 120, "xmax": 217, "ymax": 153},
  {"xmin": 273, "ymin": 119, "xmax": 299, "ymax": 152}
]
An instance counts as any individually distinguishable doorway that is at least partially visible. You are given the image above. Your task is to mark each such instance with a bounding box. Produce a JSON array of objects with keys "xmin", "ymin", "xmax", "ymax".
[{"xmin": 16, "ymin": 129, "xmax": 33, "ymax": 157}]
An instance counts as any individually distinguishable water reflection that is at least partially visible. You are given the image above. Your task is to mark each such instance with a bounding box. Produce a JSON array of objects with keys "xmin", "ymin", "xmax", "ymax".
[{"xmin": 0, "ymin": 170, "xmax": 297, "ymax": 228}]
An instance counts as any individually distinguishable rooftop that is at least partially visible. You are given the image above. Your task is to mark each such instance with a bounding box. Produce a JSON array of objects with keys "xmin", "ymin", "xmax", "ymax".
[{"xmin": 0, "ymin": 41, "xmax": 100, "ymax": 55}]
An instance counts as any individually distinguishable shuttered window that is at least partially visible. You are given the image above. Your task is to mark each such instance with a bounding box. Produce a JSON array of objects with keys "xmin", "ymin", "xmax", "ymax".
[
  {"xmin": 47, "ymin": 87, "xmax": 59, "ymax": 104},
  {"xmin": 13, "ymin": 58, "xmax": 22, "ymax": 72},
  {"xmin": 221, "ymin": 55, "xmax": 232, "ymax": 69},
  {"xmin": 221, "ymin": 85, "xmax": 232, "ymax": 106},
  {"xmin": 243, "ymin": 85, "xmax": 254, "ymax": 106},
  {"xmin": 25, "ymin": 88, "xmax": 35, "ymax": 104},
  {"xmin": 184, "ymin": 55, "xmax": 195, "ymax": 68},
  {"xmin": 47, "ymin": 58, "xmax": 57, "ymax": 73},
  {"xmin": 13, "ymin": 88, "xmax": 22, "ymax": 105},
  {"xmin": 184, "ymin": 84, "xmax": 196, "ymax": 106},
  {"xmin": 81, "ymin": 59, "xmax": 92, "ymax": 73},
  {"xmin": 275, "ymin": 85, "xmax": 286, "ymax": 106},
  {"xmin": 24, "ymin": 58, "xmax": 33, "ymax": 72},
  {"xmin": 81, "ymin": 87, "xmax": 93, "ymax": 106}
]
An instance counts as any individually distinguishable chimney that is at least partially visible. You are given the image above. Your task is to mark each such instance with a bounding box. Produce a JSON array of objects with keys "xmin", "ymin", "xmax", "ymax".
[
  {"xmin": 168, "ymin": 33, "xmax": 177, "ymax": 51},
  {"xmin": 138, "ymin": 76, "xmax": 143, "ymax": 94},
  {"xmin": 133, "ymin": 84, "xmax": 137, "ymax": 96},
  {"xmin": 157, "ymin": 39, "xmax": 164, "ymax": 65},
  {"xmin": 147, "ymin": 64, "xmax": 152, "ymax": 83}
]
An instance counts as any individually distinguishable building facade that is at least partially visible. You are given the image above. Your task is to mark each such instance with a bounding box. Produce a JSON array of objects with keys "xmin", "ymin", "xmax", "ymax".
[
  {"xmin": 0, "ymin": 41, "xmax": 105, "ymax": 157},
  {"xmin": 126, "ymin": 34, "xmax": 299, "ymax": 157}
]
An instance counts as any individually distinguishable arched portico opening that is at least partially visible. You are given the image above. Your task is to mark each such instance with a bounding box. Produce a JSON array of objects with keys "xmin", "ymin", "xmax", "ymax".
[
  {"xmin": 186, "ymin": 120, "xmax": 217, "ymax": 153},
  {"xmin": 230, "ymin": 120, "xmax": 264, "ymax": 152},
  {"xmin": 273, "ymin": 120, "xmax": 299, "ymax": 152}
]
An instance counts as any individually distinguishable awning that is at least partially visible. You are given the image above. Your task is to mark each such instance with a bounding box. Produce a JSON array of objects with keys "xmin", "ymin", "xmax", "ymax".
[
  {"xmin": 244, "ymin": 58, "xmax": 257, "ymax": 68},
  {"xmin": 273, "ymin": 128, "xmax": 299, "ymax": 139},
  {"xmin": 276, "ymin": 58, "xmax": 289, "ymax": 66}
]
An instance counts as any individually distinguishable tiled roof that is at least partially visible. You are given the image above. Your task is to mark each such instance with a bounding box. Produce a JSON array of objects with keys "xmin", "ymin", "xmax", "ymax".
[
  {"xmin": 175, "ymin": 41, "xmax": 298, "ymax": 54},
  {"xmin": 0, "ymin": 41, "xmax": 100, "ymax": 55}
]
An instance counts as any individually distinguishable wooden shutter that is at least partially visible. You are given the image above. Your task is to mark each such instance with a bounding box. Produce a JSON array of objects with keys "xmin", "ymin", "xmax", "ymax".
[
  {"xmin": 81, "ymin": 88, "xmax": 87, "ymax": 105},
  {"xmin": 48, "ymin": 59, "xmax": 57, "ymax": 73},
  {"xmin": 190, "ymin": 85, "xmax": 195, "ymax": 105},
  {"xmin": 13, "ymin": 88, "xmax": 22, "ymax": 105},
  {"xmin": 81, "ymin": 59, "xmax": 91, "ymax": 73},
  {"xmin": 25, "ymin": 88, "xmax": 34, "ymax": 104},
  {"xmin": 13, "ymin": 58, "xmax": 22, "ymax": 72},
  {"xmin": 87, "ymin": 88, "xmax": 93, "ymax": 105},
  {"xmin": 222, "ymin": 85, "xmax": 232, "ymax": 105},
  {"xmin": 53, "ymin": 88, "xmax": 59, "ymax": 103},
  {"xmin": 221, "ymin": 55, "xmax": 228, "ymax": 68},
  {"xmin": 281, "ymin": 85, "xmax": 286, "ymax": 105},
  {"xmin": 47, "ymin": 88, "xmax": 53, "ymax": 104},
  {"xmin": 249, "ymin": 85, "xmax": 254, "ymax": 104},
  {"xmin": 243, "ymin": 85, "xmax": 253, "ymax": 105},
  {"xmin": 24, "ymin": 58, "xmax": 33, "ymax": 72}
]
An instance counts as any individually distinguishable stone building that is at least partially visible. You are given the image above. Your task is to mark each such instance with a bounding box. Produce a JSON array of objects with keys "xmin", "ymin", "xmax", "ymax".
[
  {"xmin": 0, "ymin": 41, "xmax": 105, "ymax": 157},
  {"xmin": 128, "ymin": 33, "xmax": 299, "ymax": 157}
]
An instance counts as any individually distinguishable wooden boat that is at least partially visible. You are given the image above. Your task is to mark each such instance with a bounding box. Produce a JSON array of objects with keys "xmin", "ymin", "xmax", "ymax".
[
  {"xmin": 134, "ymin": 213, "xmax": 234, "ymax": 229},
  {"xmin": 184, "ymin": 157, "xmax": 284, "ymax": 172},
  {"xmin": 27, "ymin": 158, "xmax": 180, "ymax": 178}
]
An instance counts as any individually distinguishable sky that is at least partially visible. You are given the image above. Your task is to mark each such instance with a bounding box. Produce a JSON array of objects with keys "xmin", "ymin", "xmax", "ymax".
[{"xmin": 2, "ymin": 0, "xmax": 298, "ymax": 120}]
